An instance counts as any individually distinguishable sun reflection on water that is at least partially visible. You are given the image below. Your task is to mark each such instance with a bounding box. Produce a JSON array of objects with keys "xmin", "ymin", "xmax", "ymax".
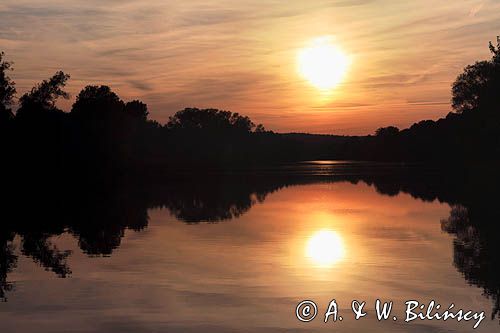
[{"xmin": 306, "ymin": 230, "xmax": 345, "ymax": 267}]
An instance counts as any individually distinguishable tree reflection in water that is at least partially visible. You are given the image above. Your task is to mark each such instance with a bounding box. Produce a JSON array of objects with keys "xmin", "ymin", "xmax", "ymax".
[
  {"xmin": 442, "ymin": 205, "xmax": 500, "ymax": 322},
  {"xmin": 0, "ymin": 165, "xmax": 499, "ymax": 322}
]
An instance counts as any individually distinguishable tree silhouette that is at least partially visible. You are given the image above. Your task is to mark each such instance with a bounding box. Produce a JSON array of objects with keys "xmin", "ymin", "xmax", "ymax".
[
  {"xmin": 21, "ymin": 234, "xmax": 72, "ymax": 278},
  {"xmin": 125, "ymin": 100, "xmax": 149, "ymax": 120},
  {"xmin": 452, "ymin": 40, "xmax": 500, "ymax": 116},
  {"xmin": 16, "ymin": 71, "xmax": 70, "ymax": 120},
  {"xmin": 167, "ymin": 108, "xmax": 259, "ymax": 133},
  {"xmin": 0, "ymin": 52, "xmax": 16, "ymax": 123},
  {"xmin": 442, "ymin": 205, "xmax": 500, "ymax": 321},
  {"xmin": 67, "ymin": 85, "xmax": 157, "ymax": 170},
  {"xmin": 10, "ymin": 71, "xmax": 70, "ymax": 174},
  {"xmin": 375, "ymin": 126, "xmax": 399, "ymax": 137},
  {"xmin": 0, "ymin": 233, "xmax": 17, "ymax": 302},
  {"xmin": 71, "ymin": 85, "xmax": 124, "ymax": 119}
]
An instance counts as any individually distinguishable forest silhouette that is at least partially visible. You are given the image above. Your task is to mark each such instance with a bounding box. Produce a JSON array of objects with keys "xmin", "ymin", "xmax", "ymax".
[
  {"xmin": 2, "ymin": 41, "xmax": 500, "ymax": 173},
  {"xmin": 1, "ymin": 41, "xmax": 500, "ymax": 321}
]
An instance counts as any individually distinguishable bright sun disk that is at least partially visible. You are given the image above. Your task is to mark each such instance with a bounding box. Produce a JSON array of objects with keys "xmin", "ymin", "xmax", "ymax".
[
  {"xmin": 306, "ymin": 230, "xmax": 345, "ymax": 267},
  {"xmin": 298, "ymin": 37, "xmax": 350, "ymax": 90}
]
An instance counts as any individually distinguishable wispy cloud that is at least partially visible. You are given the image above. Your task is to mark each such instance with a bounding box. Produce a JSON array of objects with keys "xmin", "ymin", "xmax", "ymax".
[
  {"xmin": 1, "ymin": 0, "xmax": 500, "ymax": 134},
  {"xmin": 469, "ymin": 2, "xmax": 484, "ymax": 17}
]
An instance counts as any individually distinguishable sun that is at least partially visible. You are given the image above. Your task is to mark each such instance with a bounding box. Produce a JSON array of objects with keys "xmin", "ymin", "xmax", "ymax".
[
  {"xmin": 306, "ymin": 230, "xmax": 345, "ymax": 267},
  {"xmin": 297, "ymin": 37, "xmax": 350, "ymax": 91}
]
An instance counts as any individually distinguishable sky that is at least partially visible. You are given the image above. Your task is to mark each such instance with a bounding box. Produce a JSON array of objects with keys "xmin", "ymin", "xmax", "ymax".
[{"xmin": 1, "ymin": 0, "xmax": 500, "ymax": 134}]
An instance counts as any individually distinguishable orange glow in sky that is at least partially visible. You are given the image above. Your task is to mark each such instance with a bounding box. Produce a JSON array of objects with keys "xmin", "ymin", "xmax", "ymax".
[{"xmin": 1, "ymin": 1, "xmax": 498, "ymax": 134}]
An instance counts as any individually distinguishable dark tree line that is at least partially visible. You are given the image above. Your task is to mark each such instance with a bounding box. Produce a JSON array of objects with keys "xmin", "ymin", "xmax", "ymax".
[
  {"xmin": 370, "ymin": 40, "xmax": 500, "ymax": 162},
  {"xmin": 0, "ymin": 57, "xmax": 270, "ymax": 173},
  {"xmin": 1, "ymin": 41, "xmax": 500, "ymax": 174}
]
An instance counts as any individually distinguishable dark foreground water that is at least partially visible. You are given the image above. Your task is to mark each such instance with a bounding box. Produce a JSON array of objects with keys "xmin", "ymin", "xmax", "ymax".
[{"xmin": 0, "ymin": 162, "xmax": 499, "ymax": 332}]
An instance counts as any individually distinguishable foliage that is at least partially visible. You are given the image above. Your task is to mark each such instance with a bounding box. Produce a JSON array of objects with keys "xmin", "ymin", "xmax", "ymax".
[
  {"xmin": 125, "ymin": 100, "xmax": 149, "ymax": 120},
  {"xmin": 71, "ymin": 85, "xmax": 124, "ymax": 117},
  {"xmin": 17, "ymin": 71, "xmax": 70, "ymax": 118},
  {"xmin": 452, "ymin": 41, "xmax": 500, "ymax": 116},
  {"xmin": 0, "ymin": 52, "xmax": 16, "ymax": 121},
  {"xmin": 375, "ymin": 126, "xmax": 399, "ymax": 137},
  {"xmin": 167, "ymin": 107, "xmax": 261, "ymax": 134}
]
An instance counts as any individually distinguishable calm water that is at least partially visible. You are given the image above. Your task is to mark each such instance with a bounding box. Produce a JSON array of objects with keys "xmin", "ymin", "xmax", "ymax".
[{"xmin": 1, "ymin": 163, "xmax": 499, "ymax": 332}]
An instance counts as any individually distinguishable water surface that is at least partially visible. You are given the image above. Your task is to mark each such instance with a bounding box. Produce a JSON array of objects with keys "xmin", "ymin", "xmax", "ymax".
[{"xmin": 1, "ymin": 163, "xmax": 499, "ymax": 332}]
